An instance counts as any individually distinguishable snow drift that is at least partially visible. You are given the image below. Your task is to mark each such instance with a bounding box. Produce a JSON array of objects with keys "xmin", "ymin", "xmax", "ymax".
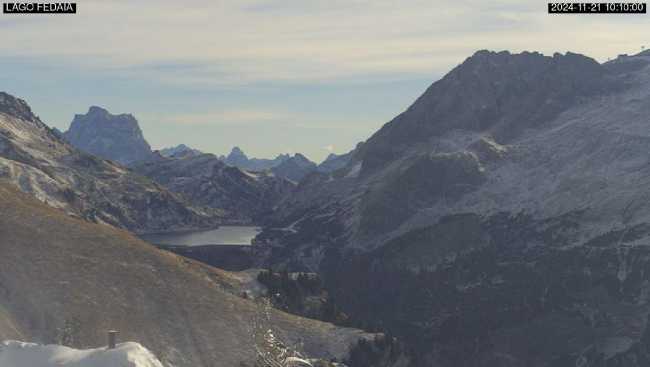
[{"xmin": 0, "ymin": 340, "xmax": 163, "ymax": 367}]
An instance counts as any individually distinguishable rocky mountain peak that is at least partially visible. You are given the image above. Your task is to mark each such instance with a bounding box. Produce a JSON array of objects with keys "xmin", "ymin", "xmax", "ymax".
[
  {"xmin": 228, "ymin": 146, "xmax": 247, "ymax": 159},
  {"xmin": 0, "ymin": 94, "xmax": 220, "ymax": 233},
  {"xmin": 222, "ymin": 147, "xmax": 293, "ymax": 172},
  {"xmin": 357, "ymin": 49, "xmax": 617, "ymax": 174},
  {"xmin": 159, "ymin": 144, "xmax": 203, "ymax": 158},
  {"xmin": 452, "ymin": 50, "xmax": 601, "ymax": 82},
  {"xmin": 224, "ymin": 146, "xmax": 249, "ymax": 166},
  {"xmin": 64, "ymin": 107, "xmax": 153, "ymax": 166},
  {"xmin": 271, "ymin": 153, "xmax": 317, "ymax": 182},
  {"xmin": 0, "ymin": 91, "xmax": 40, "ymax": 123},
  {"xmin": 292, "ymin": 153, "xmax": 311, "ymax": 164},
  {"xmin": 76, "ymin": 106, "xmax": 139, "ymax": 129},
  {"xmin": 87, "ymin": 105, "xmax": 109, "ymax": 115}
]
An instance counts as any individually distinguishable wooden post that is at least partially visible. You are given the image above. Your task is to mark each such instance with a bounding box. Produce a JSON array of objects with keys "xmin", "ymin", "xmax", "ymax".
[{"xmin": 107, "ymin": 330, "xmax": 119, "ymax": 349}]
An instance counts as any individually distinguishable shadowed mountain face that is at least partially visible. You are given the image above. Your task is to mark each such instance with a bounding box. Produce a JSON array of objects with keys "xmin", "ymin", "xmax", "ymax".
[
  {"xmin": 260, "ymin": 50, "xmax": 650, "ymax": 366},
  {"xmin": 64, "ymin": 106, "xmax": 154, "ymax": 166},
  {"xmin": 317, "ymin": 152, "xmax": 352, "ymax": 174},
  {"xmin": 356, "ymin": 50, "xmax": 620, "ymax": 175},
  {"xmin": 271, "ymin": 153, "xmax": 317, "ymax": 183},
  {"xmin": 133, "ymin": 153, "xmax": 295, "ymax": 223},
  {"xmin": 0, "ymin": 92, "xmax": 220, "ymax": 233},
  {"xmin": 0, "ymin": 182, "xmax": 369, "ymax": 367}
]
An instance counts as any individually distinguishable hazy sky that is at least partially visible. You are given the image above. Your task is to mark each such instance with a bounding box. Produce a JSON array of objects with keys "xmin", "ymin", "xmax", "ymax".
[{"xmin": 1, "ymin": 0, "xmax": 648, "ymax": 162}]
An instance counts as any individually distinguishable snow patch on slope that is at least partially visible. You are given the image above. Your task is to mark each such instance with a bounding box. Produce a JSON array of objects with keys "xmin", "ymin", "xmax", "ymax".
[{"xmin": 0, "ymin": 340, "xmax": 164, "ymax": 367}]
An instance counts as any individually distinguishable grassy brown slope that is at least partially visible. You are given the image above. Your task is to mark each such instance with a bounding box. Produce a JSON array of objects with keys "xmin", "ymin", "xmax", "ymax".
[{"xmin": 0, "ymin": 183, "xmax": 366, "ymax": 367}]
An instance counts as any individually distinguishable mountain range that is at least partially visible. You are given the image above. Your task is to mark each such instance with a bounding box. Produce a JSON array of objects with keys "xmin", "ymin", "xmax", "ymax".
[
  {"xmin": 257, "ymin": 50, "xmax": 650, "ymax": 366},
  {"xmin": 270, "ymin": 153, "xmax": 318, "ymax": 182},
  {"xmin": 0, "ymin": 93, "xmax": 220, "ymax": 233},
  {"xmin": 61, "ymin": 110, "xmax": 334, "ymax": 185},
  {"xmin": 221, "ymin": 146, "xmax": 291, "ymax": 171},
  {"xmin": 222, "ymin": 147, "xmax": 320, "ymax": 182},
  {"xmin": 53, "ymin": 106, "xmax": 305, "ymax": 224},
  {"xmin": 133, "ymin": 153, "xmax": 295, "ymax": 223},
  {"xmin": 6, "ymin": 47, "xmax": 650, "ymax": 367},
  {"xmin": 221, "ymin": 146, "xmax": 349, "ymax": 181}
]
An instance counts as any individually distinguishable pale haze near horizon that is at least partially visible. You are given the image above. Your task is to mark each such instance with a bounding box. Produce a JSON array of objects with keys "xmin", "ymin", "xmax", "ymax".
[{"xmin": 0, "ymin": 0, "xmax": 647, "ymax": 162}]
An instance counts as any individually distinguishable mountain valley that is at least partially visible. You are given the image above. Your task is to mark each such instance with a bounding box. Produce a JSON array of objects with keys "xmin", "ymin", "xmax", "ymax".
[{"xmin": 4, "ymin": 48, "xmax": 650, "ymax": 367}]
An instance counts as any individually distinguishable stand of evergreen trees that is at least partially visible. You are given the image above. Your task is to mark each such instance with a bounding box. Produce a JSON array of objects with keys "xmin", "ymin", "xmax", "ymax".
[{"xmin": 257, "ymin": 269, "xmax": 350, "ymax": 325}]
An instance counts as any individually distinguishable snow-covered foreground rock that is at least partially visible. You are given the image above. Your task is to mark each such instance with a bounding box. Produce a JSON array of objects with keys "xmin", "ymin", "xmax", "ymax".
[{"xmin": 0, "ymin": 341, "xmax": 163, "ymax": 367}]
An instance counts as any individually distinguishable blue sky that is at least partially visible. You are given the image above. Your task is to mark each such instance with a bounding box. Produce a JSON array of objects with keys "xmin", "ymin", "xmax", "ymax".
[{"xmin": 1, "ymin": 0, "xmax": 648, "ymax": 162}]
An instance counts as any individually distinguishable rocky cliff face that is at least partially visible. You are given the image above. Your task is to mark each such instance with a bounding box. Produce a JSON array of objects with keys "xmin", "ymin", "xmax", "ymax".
[
  {"xmin": 0, "ymin": 92, "xmax": 220, "ymax": 233},
  {"xmin": 133, "ymin": 153, "xmax": 295, "ymax": 223},
  {"xmin": 0, "ymin": 182, "xmax": 370, "ymax": 367},
  {"xmin": 260, "ymin": 50, "xmax": 650, "ymax": 366},
  {"xmin": 64, "ymin": 106, "xmax": 154, "ymax": 166}
]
